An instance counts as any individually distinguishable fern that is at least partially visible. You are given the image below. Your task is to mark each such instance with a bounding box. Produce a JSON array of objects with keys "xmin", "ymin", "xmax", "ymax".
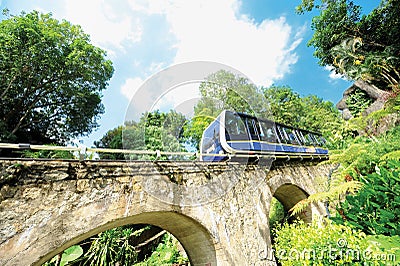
[
  {"xmin": 380, "ymin": 150, "xmax": 400, "ymax": 161},
  {"xmin": 290, "ymin": 180, "xmax": 363, "ymax": 216},
  {"xmin": 291, "ymin": 126, "xmax": 400, "ymax": 218},
  {"xmin": 332, "ymin": 160, "xmax": 400, "ymax": 236}
]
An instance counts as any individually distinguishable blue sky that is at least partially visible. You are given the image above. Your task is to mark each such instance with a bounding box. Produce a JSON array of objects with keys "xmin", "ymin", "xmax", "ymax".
[{"xmin": 0, "ymin": 0, "xmax": 381, "ymax": 146}]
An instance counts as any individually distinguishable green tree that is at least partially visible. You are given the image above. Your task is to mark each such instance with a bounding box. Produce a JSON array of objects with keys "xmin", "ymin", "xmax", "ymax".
[
  {"xmin": 134, "ymin": 234, "xmax": 189, "ymax": 265},
  {"xmin": 0, "ymin": 10, "xmax": 114, "ymax": 145},
  {"xmin": 182, "ymin": 110, "xmax": 215, "ymax": 150},
  {"xmin": 94, "ymin": 126, "xmax": 125, "ymax": 160},
  {"xmin": 184, "ymin": 70, "xmax": 270, "ymax": 149},
  {"xmin": 43, "ymin": 245, "xmax": 83, "ymax": 266},
  {"xmin": 263, "ymin": 86, "xmax": 342, "ymax": 136},
  {"xmin": 96, "ymin": 110, "xmax": 187, "ymax": 160},
  {"xmin": 195, "ymin": 70, "xmax": 268, "ymax": 116},
  {"xmin": 300, "ymin": 0, "xmax": 400, "ymax": 116},
  {"xmin": 82, "ymin": 227, "xmax": 138, "ymax": 266}
]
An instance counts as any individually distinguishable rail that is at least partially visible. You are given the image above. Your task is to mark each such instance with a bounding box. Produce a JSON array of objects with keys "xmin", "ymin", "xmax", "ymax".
[{"xmin": 0, "ymin": 142, "xmax": 328, "ymax": 161}]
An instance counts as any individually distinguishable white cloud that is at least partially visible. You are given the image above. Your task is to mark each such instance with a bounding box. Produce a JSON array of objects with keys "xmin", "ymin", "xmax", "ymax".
[
  {"xmin": 127, "ymin": 0, "xmax": 302, "ymax": 87},
  {"xmin": 325, "ymin": 65, "xmax": 346, "ymax": 80},
  {"xmin": 121, "ymin": 77, "xmax": 144, "ymax": 100},
  {"xmin": 147, "ymin": 62, "xmax": 167, "ymax": 76},
  {"xmin": 151, "ymin": 82, "xmax": 201, "ymax": 117},
  {"xmin": 64, "ymin": 0, "xmax": 142, "ymax": 50},
  {"xmin": 119, "ymin": 0, "xmax": 305, "ymax": 121},
  {"xmin": 127, "ymin": 0, "xmax": 169, "ymax": 14}
]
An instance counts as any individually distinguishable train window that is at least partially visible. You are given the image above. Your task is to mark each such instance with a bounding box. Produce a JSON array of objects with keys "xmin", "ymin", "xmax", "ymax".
[
  {"xmin": 304, "ymin": 133, "xmax": 315, "ymax": 146},
  {"xmin": 276, "ymin": 125, "xmax": 289, "ymax": 143},
  {"xmin": 201, "ymin": 136, "xmax": 213, "ymax": 153},
  {"xmin": 294, "ymin": 130, "xmax": 306, "ymax": 145},
  {"xmin": 225, "ymin": 112, "xmax": 248, "ymax": 141},
  {"xmin": 310, "ymin": 134, "xmax": 323, "ymax": 146},
  {"xmin": 202, "ymin": 125, "xmax": 216, "ymax": 153},
  {"xmin": 291, "ymin": 135, "xmax": 298, "ymax": 144},
  {"xmin": 285, "ymin": 128, "xmax": 300, "ymax": 145},
  {"xmin": 259, "ymin": 121, "xmax": 277, "ymax": 143},
  {"xmin": 319, "ymin": 136, "xmax": 327, "ymax": 146},
  {"xmin": 302, "ymin": 132, "xmax": 323, "ymax": 146},
  {"xmin": 245, "ymin": 117, "xmax": 260, "ymax": 140},
  {"xmin": 253, "ymin": 120, "xmax": 262, "ymax": 137}
]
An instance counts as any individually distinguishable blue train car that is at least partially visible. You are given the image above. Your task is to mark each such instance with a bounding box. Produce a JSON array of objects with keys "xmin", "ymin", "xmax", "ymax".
[{"xmin": 200, "ymin": 110, "xmax": 328, "ymax": 162}]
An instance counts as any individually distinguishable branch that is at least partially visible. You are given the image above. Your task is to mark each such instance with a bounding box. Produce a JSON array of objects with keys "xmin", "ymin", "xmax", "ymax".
[
  {"xmin": 34, "ymin": 99, "xmax": 79, "ymax": 109},
  {"xmin": 0, "ymin": 75, "xmax": 17, "ymax": 99},
  {"xmin": 10, "ymin": 95, "xmax": 43, "ymax": 135},
  {"xmin": 18, "ymin": 112, "xmax": 64, "ymax": 132},
  {"xmin": 3, "ymin": 74, "xmax": 60, "ymax": 120},
  {"xmin": 9, "ymin": 82, "xmax": 60, "ymax": 135}
]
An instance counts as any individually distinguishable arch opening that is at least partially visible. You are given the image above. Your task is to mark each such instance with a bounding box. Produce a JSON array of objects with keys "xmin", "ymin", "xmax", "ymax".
[
  {"xmin": 272, "ymin": 183, "xmax": 312, "ymax": 223},
  {"xmin": 36, "ymin": 211, "xmax": 217, "ymax": 266}
]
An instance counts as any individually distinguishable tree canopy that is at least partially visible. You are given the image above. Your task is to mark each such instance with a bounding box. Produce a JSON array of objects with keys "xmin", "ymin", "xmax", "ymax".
[
  {"xmin": 300, "ymin": 0, "xmax": 399, "ymax": 117},
  {"xmin": 183, "ymin": 70, "xmax": 270, "ymax": 148},
  {"xmin": 0, "ymin": 10, "xmax": 114, "ymax": 144},
  {"xmin": 309, "ymin": 0, "xmax": 400, "ymax": 87},
  {"xmin": 95, "ymin": 110, "xmax": 187, "ymax": 160},
  {"xmin": 264, "ymin": 86, "xmax": 342, "ymax": 135}
]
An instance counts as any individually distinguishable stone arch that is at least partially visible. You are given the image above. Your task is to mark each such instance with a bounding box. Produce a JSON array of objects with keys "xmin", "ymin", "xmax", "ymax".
[
  {"xmin": 272, "ymin": 183, "xmax": 312, "ymax": 223},
  {"xmin": 35, "ymin": 211, "xmax": 217, "ymax": 266},
  {"xmin": 267, "ymin": 165, "xmax": 324, "ymax": 223}
]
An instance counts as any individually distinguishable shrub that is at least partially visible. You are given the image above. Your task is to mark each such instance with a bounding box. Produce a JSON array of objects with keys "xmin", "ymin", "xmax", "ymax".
[
  {"xmin": 332, "ymin": 160, "xmax": 400, "ymax": 236},
  {"xmin": 273, "ymin": 219, "xmax": 370, "ymax": 265}
]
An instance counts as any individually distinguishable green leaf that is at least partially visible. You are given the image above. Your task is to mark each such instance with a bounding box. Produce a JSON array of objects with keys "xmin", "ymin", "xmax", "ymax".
[{"xmin": 60, "ymin": 245, "xmax": 83, "ymax": 266}]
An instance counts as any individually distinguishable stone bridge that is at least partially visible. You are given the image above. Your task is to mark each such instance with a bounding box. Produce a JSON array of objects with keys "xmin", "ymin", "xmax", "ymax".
[{"xmin": 0, "ymin": 159, "xmax": 334, "ymax": 265}]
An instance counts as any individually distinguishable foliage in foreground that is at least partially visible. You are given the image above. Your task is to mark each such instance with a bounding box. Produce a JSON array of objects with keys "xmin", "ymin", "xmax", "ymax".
[
  {"xmin": 43, "ymin": 226, "xmax": 188, "ymax": 266},
  {"xmin": 44, "ymin": 245, "xmax": 83, "ymax": 266},
  {"xmin": 292, "ymin": 125, "xmax": 400, "ymax": 217},
  {"xmin": 332, "ymin": 160, "xmax": 400, "ymax": 236},
  {"xmin": 329, "ymin": 126, "xmax": 400, "ymax": 179},
  {"xmin": 273, "ymin": 219, "xmax": 399, "ymax": 266},
  {"xmin": 268, "ymin": 197, "xmax": 287, "ymax": 233},
  {"xmin": 134, "ymin": 234, "xmax": 188, "ymax": 266}
]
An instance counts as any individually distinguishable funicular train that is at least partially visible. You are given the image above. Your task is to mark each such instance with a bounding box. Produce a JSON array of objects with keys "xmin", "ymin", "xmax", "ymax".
[{"xmin": 200, "ymin": 110, "xmax": 328, "ymax": 162}]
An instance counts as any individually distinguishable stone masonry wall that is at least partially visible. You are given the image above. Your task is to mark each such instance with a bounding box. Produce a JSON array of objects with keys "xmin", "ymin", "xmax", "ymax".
[{"xmin": 0, "ymin": 159, "xmax": 333, "ymax": 266}]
